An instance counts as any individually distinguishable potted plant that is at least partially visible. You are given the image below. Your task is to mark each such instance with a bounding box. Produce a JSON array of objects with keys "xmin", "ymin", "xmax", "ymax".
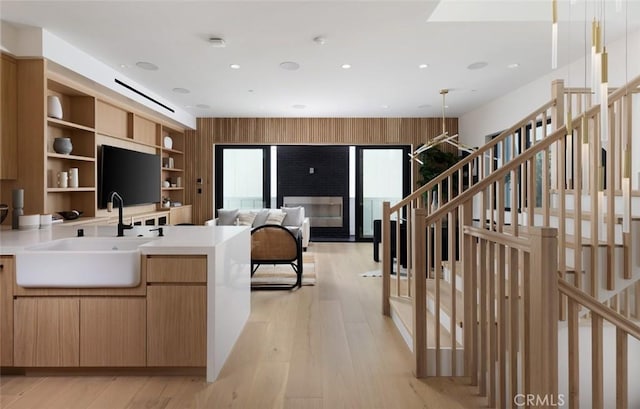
[{"xmin": 417, "ymin": 147, "xmax": 462, "ymax": 208}]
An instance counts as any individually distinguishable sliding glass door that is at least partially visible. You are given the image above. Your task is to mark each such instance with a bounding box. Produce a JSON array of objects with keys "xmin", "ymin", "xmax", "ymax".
[
  {"xmin": 214, "ymin": 146, "xmax": 270, "ymax": 211},
  {"xmin": 355, "ymin": 146, "xmax": 410, "ymax": 240}
]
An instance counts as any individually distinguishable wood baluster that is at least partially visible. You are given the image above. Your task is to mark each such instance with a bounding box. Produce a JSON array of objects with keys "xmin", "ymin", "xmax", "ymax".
[
  {"xmin": 412, "ymin": 207, "xmax": 427, "ymax": 377},
  {"xmin": 382, "ymin": 201, "xmax": 391, "ymax": 315},
  {"xmin": 591, "ymin": 314, "xmax": 603, "ymax": 409},
  {"xmin": 616, "ymin": 328, "xmax": 628, "ymax": 409},
  {"xmin": 567, "ymin": 297, "xmax": 580, "ymax": 409}
]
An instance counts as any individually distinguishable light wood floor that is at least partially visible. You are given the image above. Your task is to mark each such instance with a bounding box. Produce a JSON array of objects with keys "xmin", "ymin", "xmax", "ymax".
[{"xmin": 0, "ymin": 243, "xmax": 484, "ymax": 409}]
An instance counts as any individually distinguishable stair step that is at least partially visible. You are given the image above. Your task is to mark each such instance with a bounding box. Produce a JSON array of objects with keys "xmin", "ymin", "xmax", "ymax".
[
  {"xmin": 503, "ymin": 225, "xmax": 622, "ymax": 247},
  {"xmin": 389, "ymin": 296, "xmax": 461, "ymax": 348}
]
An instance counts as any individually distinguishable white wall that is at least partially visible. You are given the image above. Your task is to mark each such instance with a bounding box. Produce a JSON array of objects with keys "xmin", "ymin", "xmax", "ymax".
[
  {"xmin": 460, "ymin": 27, "xmax": 640, "ymax": 147},
  {"xmin": 0, "ymin": 24, "xmax": 196, "ymax": 129}
]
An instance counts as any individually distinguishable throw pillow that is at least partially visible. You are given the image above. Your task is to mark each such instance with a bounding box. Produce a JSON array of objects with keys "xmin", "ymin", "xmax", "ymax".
[
  {"xmin": 281, "ymin": 206, "xmax": 304, "ymax": 226},
  {"xmin": 237, "ymin": 211, "xmax": 257, "ymax": 226},
  {"xmin": 265, "ymin": 210, "xmax": 286, "ymax": 225},
  {"xmin": 217, "ymin": 209, "xmax": 238, "ymax": 225},
  {"xmin": 253, "ymin": 209, "xmax": 270, "ymax": 227}
]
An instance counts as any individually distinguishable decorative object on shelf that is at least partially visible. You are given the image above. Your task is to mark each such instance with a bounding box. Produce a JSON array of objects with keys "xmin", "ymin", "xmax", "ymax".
[
  {"xmin": 53, "ymin": 137, "xmax": 73, "ymax": 154},
  {"xmin": 162, "ymin": 197, "xmax": 171, "ymax": 208},
  {"xmin": 171, "ymin": 201, "xmax": 182, "ymax": 207},
  {"xmin": 57, "ymin": 210, "xmax": 83, "ymax": 220},
  {"xmin": 162, "ymin": 156, "xmax": 175, "ymax": 168},
  {"xmin": 0, "ymin": 204, "xmax": 8, "ymax": 224},
  {"xmin": 18, "ymin": 214, "xmax": 40, "ymax": 230},
  {"xmin": 11, "ymin": 188, "xmax": 24, "ymax": 230},
  {"xmin": 163, "ymin": 135, "xmax": 173, "ymax": 150},
  {"xmin": 47, "ymin": 95, "xmax": 63, "ymax": 119},
  {"xmin": 176, "ymin": 176, "xmax": 182, "ymax": 187},
  {"xmin": 162, "ymin": 180, "xmax": 170, "ymax": 188},
  {"xmin": 57, "ymin": 171, "xmax": 68, "ymax": 188},
  {"xmin": 68, "ymin": 167, "xmax": 79, "ymax": 188}
]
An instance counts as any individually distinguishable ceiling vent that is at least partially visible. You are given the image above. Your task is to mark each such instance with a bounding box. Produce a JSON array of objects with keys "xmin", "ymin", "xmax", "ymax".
[
  {"xmin": 208, "ymin": 37, "xmax": 226, "ymax": 48},
  {"xmin": 114, "ymin": 79, "xmax": 175, "ymax": 113}
]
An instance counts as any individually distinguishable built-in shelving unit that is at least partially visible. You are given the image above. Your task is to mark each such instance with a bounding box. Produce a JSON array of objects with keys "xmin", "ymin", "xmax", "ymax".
[
  {"xmin": 9, "ymin": 57, "xmax": 192, "ymax": 224},
  {"xmin": 160, "ymin": 126, "xmax": 185, "ymax": 207},
  {"xmin": 45, "ymin": 78, "xmax": 97, "ymax": 217}
]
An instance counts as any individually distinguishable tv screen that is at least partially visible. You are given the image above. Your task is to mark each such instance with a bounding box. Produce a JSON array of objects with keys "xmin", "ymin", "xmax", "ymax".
[{"xmin": 98, "ymin": 145, "xmax": 161, "ymax": 208}]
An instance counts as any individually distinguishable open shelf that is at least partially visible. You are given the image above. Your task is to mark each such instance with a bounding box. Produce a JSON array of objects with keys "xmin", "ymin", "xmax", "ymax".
[
  {"xmin": 47, "ymin": 187, "xmax": 95, "ymax": 193},
  {"xmin": 47, "ymin": 153, "xmax": 95, "ymax": 162},
  {"xmin": 47, "ymin": 117, "xmax": 95, "ymax": 133},
  {"xmin": 162, "ymin": 147, "xmax": 184, "ymax": 155}
]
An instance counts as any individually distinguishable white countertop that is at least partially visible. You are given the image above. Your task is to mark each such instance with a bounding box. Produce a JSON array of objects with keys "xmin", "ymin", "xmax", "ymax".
[{"xmin": 0, "ymin": 224, "xmax": 249, "ymax": 255}]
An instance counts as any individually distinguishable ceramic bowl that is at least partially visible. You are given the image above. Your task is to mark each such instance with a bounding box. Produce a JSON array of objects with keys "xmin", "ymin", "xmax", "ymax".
[{"xmin": 19, "ymin": 214, "xmax": 40, "ymax": 230}]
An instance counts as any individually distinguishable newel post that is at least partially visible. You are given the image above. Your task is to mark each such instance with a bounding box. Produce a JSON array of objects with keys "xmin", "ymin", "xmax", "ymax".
[
  {"xmin": 412, "ymin": 207, "xmax": 428, "ymax": 378},
  {"xmin": 525, "ymin": 227, "xmax": 559, "ymax": 406},
  {"xmin": 382, "ymin": 201, "xmax": 391, "ymax": 316}
]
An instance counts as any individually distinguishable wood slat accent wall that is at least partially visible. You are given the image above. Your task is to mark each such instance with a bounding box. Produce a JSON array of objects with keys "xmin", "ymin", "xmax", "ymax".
[{"xmin": 186, "ymin": 117, "xmax": 458, "ymax": 224}]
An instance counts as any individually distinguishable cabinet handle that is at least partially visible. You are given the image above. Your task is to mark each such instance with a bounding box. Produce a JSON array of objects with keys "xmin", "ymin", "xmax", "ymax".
[{"xmin": 0, "ymin": 264, "xmax": 3, "ymax": 270}]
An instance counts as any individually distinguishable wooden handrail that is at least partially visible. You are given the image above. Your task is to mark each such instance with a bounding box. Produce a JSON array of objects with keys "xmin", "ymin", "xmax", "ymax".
[
  {"xmin": 390, "ymin": 100, "xmax": 556, "ymax": 213},
  {"xmin": 558, "ymin": 280, "xmax": 640, "ymax": 341},
  {"xmin": 607, "ymin": 73, "xmax": 640, "ymax": 103},
  {"xmin": 462, "ymin": 225, "xmax": 531, "ymax": 252}
]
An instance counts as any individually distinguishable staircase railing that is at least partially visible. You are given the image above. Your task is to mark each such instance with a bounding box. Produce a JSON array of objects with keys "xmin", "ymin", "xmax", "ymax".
[
  {"xmin": 381, "ymin": 74, "xmax": 640, "ymax": 407},
  {"xmin": 559, "ymin": 280, "xmax": 640, "ymax": 409}
]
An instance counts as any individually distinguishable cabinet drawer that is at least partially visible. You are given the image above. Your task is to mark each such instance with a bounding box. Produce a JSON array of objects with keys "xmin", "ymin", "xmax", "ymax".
[{"xmin": 146, "ymin": 256, "xmax": 206, "ymax": 283}]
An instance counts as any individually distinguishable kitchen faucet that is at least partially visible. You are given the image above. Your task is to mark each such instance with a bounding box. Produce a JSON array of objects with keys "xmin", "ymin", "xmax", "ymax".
[{"xmin": 107, "ymin": 191, "xmax": 133, "ymax": 237}]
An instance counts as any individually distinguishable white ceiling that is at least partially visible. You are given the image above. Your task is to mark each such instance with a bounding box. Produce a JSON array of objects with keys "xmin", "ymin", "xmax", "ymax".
[{"xmin": 1, "ymin": 0, "xmax": 639, "ymax": 118}]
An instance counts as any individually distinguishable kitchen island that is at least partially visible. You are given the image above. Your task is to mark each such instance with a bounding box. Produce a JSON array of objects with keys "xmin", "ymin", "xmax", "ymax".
[{"xmin": 0, "ymin": 225, "xmax": 251, "ymax": 382}]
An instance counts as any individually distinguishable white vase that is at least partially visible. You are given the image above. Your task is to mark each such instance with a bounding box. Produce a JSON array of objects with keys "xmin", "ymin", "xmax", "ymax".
[{"xmin": 47, "ymin": 96, "xmax": 63, "ymax": 119}]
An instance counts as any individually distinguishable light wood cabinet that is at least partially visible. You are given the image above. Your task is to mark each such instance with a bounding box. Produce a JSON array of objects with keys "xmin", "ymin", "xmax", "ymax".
[
  {"xmin": 14, "ymin": 297, "xmax": 80, "ymax": 367},
  {"xmin": 1, "ymin": 54, "xmax": 18, "ymax": 180},
  {"xmin": 169, "ymin": 205, "xmax": 193, "ymax": 225},
  {"xmin": 80, "ymin": 297, "xmax": 146, "ymax": 367},
  {"xmin": 146, "ymin": 255, "xmax": 207, "ymax": 366},
  {"xmin": 0, "ymin": 256, "xmax": 14, "ymax": 366},
  {"xmin": 147, "ymin": 285, "xmax": 206, "ymax": 366}
]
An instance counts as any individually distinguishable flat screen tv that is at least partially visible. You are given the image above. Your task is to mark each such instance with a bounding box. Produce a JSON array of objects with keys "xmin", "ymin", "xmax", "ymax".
[{"xmin": 98, "ymin": 145, "xmax": 161, "ymax": 208}]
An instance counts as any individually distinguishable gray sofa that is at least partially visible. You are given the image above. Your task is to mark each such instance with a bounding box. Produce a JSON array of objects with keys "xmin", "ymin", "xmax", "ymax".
[{"xmin": 216, "ymin": 207, "xmax": 310, "ymax": 250}]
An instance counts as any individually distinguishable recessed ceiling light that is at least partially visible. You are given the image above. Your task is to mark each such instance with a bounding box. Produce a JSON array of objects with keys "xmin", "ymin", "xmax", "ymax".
[
  {"xmin": 507, "ymin": 63, "xmax": 520, "ymax": 69},
  {"xmin": 229, "ymin": 64, "xmax": 240, "ymax": 69},
  {"xmin": 381, "ymin": 105, "xmax": 389, "ymax": 109},
  {"xmin": 292, "ymin": 104, "xmax": 306, "ymax": 109},
  {"xmin": 418, "ymin": 104, "xmax": 431, "ymax": 109},
  {"xmin": 172, "ymin": 87, "xmax": 190, "ymax": 94},
  {"xmin": 419, "ymin": 64, "xmax": 429, "ymax": 69},
  {"xmin": 136, "ymin": 61, "xmax": 159, "ymax": 71},
  {"xmin": 341, "ymin": 64, "xmax": 351, "ymax": 69},
  {"xmin": 208, "ymin": 37, "xmax": 226, "ymax": 48},
  {"xmin": 196, "ymin": 104, "xmax": 211, "ymax": 109},
  {"xmin": 280, "ymin": 61, "xmax": 300, "ymax": 71},
  {"xmin": 467, "ymin": 61, "xmax": 488, "ymax": 70},
  {"xmin": 119, "ymin": 64, "xmax": 128, "ymax": 69},
  {"xmin": 313, "ymin": 36, "xmax": 326, "ymax": 45}
]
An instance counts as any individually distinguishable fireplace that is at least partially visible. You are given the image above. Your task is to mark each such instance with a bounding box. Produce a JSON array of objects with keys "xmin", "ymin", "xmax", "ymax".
[{"xmin": 283, "ymin": 196, "xmax": 343, "ymax": 228}]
